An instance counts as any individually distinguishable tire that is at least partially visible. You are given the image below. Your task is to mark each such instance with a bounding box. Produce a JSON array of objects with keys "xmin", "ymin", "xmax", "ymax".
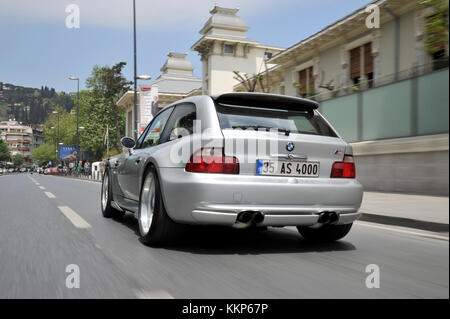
[
  {"xmin": 138, "ymin": 166, "xmax": 182, "ymax": 246},
  {"xmin": 297, "ymin": 223, "xmax": 353, "ymax": 242},
  {"xmin": 101, "ymin": 169, "xmax": 123, "ymax": 218}
]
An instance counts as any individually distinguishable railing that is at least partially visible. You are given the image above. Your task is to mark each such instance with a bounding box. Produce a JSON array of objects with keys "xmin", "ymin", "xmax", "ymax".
[{"xmin": 308, "ymin": 60, "xmax": 449, "ymax": 103}]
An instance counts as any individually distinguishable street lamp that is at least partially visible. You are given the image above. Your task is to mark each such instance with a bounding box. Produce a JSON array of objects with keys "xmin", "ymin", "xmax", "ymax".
[
  {"xmin": 52, "ymin": 111, "xmax": 60, "ymax": 163},
  {"xmin": 69, "ymin": 76, "xmax": 80, "ymax": 160},
  {"xmin": 132, "ymin": 1, "xmax": 152, "ymax": 140}
]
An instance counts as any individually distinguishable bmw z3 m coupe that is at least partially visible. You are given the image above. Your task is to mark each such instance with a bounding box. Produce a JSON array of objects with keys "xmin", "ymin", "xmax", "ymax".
[{"xmin": 101, "ymin": 93, "xmax": 363, "ymax": 245}]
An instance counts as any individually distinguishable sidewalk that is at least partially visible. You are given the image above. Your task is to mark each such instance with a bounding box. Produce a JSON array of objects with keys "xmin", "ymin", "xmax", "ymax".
[{"xmin": 360, "ymin": 192, "xmax": 449, "ymax": 232}]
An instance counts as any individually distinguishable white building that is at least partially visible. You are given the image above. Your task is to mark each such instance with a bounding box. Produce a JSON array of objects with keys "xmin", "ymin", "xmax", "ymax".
[
  {"xmin": 191, "ymin": 5, "xmax": 284, "ymax": 95},
  {"xmin": 117, "ymin": 52, "xmax": 202, "ymax": 138},
  {"xmin": 0, "ymin": 120, "xmax": 34, "ymax": 160}
]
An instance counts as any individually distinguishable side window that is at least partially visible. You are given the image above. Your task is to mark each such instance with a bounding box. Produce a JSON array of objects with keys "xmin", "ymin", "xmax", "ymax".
[
  {"xmin": 140, "ymin": 108, "xmax": 172, "ymax": 148},
  {"xmin": 161, "ymin": 103, "xmax": 196, "ymax": 143}
]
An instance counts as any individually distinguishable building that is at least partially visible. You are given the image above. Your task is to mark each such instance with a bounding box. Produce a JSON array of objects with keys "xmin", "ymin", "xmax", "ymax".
[
  {"xmin": 191, "ymin": 6, "xmax": 284, "ymax": 95},
  {"xmin": 232, "ymin": 0, "xmax": 449, "ymax": 195},
  {"xmin": 0, "ymin": 119, "xmax": 34, "ymax": 160},
  {"xmin": 117, "ymin": 52, "xmax": 202, "ymax": 138},
  {"xmin": 31, "ymin": 125, "xmax": 45, "ymax": 152}
]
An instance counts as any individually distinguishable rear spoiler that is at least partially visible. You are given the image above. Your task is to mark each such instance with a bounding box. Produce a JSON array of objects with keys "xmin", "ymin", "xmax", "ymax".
[{"xmin": 212, "ymin": 93, "xmax": 319, "ymax": 111}]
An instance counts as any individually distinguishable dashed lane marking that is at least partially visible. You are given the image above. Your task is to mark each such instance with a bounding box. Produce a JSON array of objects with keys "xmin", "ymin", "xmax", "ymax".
[
  {"xmin": 134, "ymin": 289, "xmax": 174, "ymax": 299},
  {"xmin": 57, "ymin": 206, "xmax": 91, "ymax": 229},
  {"xmin": 44, "ymin": 192, "xmax": 56, "ymax": 199}
]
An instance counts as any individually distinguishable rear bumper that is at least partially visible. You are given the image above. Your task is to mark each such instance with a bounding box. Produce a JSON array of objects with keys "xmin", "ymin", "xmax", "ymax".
[{"xmin": 159, "ymin": 168, "xmax": 363, "ymax": 227}]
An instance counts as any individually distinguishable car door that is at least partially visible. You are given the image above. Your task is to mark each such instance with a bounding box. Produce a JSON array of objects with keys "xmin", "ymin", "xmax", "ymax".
[{"xmin": 120, "ymin": 107, "xmax": 173, "ymax": 201}]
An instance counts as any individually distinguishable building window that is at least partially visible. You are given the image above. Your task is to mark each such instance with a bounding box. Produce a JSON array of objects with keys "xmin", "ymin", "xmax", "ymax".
[
  {"xmin": 224, "ymin": 44, "xmax": 234, "ymax": 54},
  {"xmin": 298, "ymin": 66, "xmax": 314, "ymax": 97},
  {"xmin": 264, "ymin": 52, "xmax": 273, "ymax": 60},
  {"xmin": 350, "ymin": 42, "xmax": 374, "ymax": 87}
]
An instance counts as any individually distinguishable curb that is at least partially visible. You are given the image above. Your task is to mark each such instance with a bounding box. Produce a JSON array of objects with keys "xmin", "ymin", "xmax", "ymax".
[{"xmin": 360, "ymin": 213, "xmax": 449, "ymax": 233}]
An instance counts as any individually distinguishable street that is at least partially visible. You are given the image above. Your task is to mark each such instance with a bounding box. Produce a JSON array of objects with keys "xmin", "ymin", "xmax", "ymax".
[{"xmin": 0, "ymin": 173, "xmax": 448, "ymax": 299}]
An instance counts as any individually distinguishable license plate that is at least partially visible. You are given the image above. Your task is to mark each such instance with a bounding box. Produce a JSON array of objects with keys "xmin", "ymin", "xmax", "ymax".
[{"xmin": 256, "ymin": 160, "xmax": 320, "ymax": 177}]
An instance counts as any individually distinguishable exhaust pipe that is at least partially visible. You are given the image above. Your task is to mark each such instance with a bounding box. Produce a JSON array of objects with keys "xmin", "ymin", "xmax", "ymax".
[
  {"xmin": 314, "ymin": 211, "xmax": 339, "ymax": 227},
  {"xmin": 233, "ymin": 211, "xmax": 265, "ymax": 229}
]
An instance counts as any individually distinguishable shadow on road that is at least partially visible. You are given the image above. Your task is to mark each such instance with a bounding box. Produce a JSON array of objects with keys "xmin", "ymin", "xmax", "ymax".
[{"xmin": 112, "ymin": 213, "xmax": 356, "ymax": 255}]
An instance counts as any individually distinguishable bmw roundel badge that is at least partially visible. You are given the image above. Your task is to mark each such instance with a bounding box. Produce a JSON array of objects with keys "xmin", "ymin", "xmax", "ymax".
[{"xmin": 286, "ymin": 142, "xmax": 295, "ymax": 152}]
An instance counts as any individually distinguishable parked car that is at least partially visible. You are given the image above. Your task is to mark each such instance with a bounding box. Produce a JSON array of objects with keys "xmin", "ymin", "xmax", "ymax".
[
  {"xmin": 101, "ymin": 93, "xmax": 363, "ymax": 246},
  {"xmin": 19, "ymin": 167, "xmax": 27, "ymax": 173}
]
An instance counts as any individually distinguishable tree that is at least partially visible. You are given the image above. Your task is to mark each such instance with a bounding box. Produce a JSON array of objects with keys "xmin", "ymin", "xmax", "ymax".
[
  {"xmin": 419, "ymin": 0, "xmax": 449, "ymax": 56},
  {"xmin": 77, "ymin": 90, "xmax": 125, "ymax": 160},
  {"xmin": 0, "ymin": 139, "xmax": 10, "ymax": 163},
  {"xmin": 31, "ymin": 143, "xmax": 56, "ymax": 164},
  {"xmin": 12, "ymin": 153, "xmax": 24, "ymax": 167},
  {"xmin": 86, "ymin": 62, "xmax": 132, "ymax": 151}
]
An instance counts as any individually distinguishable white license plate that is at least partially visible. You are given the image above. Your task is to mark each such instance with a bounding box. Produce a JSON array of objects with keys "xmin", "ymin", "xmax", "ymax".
[{"xmin": 256, "ymin": 160, "xmax": 320, "ymax": 177}]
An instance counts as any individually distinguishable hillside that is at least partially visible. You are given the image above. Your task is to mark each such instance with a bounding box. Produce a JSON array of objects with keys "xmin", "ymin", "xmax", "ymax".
[{"xmin": 0, "ymin": 82, "xmax": 74, "ymax": 124}]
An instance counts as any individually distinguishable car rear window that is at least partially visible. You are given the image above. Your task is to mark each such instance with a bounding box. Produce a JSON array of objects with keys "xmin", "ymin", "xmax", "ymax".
[{"xmin": 215, "ymin": 103, "xmax": 338, "ymax": 137}]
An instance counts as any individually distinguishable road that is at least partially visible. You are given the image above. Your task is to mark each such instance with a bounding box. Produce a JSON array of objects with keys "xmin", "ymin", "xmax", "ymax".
[{"xmin": 0, "ymin": 173, "xmax": 448, "ymax": 298}]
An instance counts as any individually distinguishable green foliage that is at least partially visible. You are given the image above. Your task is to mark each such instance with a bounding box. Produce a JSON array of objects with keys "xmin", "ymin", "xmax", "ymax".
[
  {"xmin": 0, "ymin": 138, "xmax": 10, "ymax": 163},
  {"xmin": 77, "ymin": 90, "xmax": 125, "ymax": 160},
  {"xmin": 12, "ymin": 153, "xmax": 24, "ymax": 167},
  {"xmin": 419, "ymin": 0, "xmax": 449, "ymax": 55},
  {"xmin": 31, "ymin": 143, "xmax": 56, "ymax": 164},
  {"xmin": 43, "ymin": 107, "xmax": 77, "ymax": 147},
  {"xmin": 0, "ymin": 83, "xmax": 74, "ymax": 124},
  {"xmin": 86, "ymin": 62, "xmax": 131, "ymax": 152}
]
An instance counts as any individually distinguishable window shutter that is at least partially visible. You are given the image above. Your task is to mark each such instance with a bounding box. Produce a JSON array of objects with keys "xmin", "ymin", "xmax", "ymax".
[
  {"xmin": 298, "ymin": 70, "xmax": 307, "ymax": 94},
  {"xmin": 364, "ymin": 42, "xmax": 373, "ymax": 74},
  {"xmin": 308, "ymin": 67, "xmax": 315, "ymax": 92},
  {"xmin": 350, "ymin": 47, "xmax": 361, "ymax": 79}
]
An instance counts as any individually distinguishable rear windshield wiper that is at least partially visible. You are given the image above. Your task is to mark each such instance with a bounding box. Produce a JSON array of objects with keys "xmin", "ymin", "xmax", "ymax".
[{"xmin": 231, "ymin": 125, "xmax": 291, "ymax": 136}]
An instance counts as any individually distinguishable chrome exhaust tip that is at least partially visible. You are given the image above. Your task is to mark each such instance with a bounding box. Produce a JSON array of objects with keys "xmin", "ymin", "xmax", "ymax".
[{"xmin": 233, "ymin": 211, "xmax": 265, "ymax": 229}]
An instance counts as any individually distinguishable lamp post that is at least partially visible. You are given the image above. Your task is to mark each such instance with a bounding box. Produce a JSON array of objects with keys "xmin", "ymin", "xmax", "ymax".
[
  {"xmin": 132, "ymin": 0, "xmax": 152, "ymax": 139},
  {"xmin": 69, "ymin": 76, "xmax": 80, "ymax": 159},
  {"xmin": 52, "ymin": 111, "xmax": 60, "ymax": 164}
]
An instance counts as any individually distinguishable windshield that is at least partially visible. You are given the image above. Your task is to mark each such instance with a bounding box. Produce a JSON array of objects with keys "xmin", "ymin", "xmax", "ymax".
[{"xmin": 215, "ymin": 103, "xmax": 338, "ymax": 137}]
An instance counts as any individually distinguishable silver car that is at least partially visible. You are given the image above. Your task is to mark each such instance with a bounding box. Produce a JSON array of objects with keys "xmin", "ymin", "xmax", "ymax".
[{"xmin": 101, "ymin": 93, "xmax": 363, "ymax": 245}]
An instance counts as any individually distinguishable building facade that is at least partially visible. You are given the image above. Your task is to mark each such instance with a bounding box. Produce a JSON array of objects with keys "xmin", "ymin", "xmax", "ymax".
[
  {"xmin": 191, "ymin": 6, "xmax": 284, "ymax": 95},
  {"xmin": 233, "ymin": 0, "xmax": 449, "ymax": 195},
  {"xmin": 0, "ymin": 120, "xmax": 34, "ymax": 160},
  {"xmin": 117, "ymin": 52, "xmax": 202, "ymax": 138}
]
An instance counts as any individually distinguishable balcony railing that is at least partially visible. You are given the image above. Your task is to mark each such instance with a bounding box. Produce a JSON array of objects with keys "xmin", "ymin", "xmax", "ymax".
[{"xmin": 306, "ymin": 60, "xmax": 449, "ymax": 103}]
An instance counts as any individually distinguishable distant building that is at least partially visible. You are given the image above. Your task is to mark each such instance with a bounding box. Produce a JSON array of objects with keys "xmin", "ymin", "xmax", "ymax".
[
  {"xmin": 0, "ymin": 120, "xmax": 34, "ymax": 160},
  {"xmin": 117, "ymin": 52, "xmax": 202, "ymax": 138},
  {"xmin": 191, "ymin": 6, "xmax": 284, "ymax": 95}
]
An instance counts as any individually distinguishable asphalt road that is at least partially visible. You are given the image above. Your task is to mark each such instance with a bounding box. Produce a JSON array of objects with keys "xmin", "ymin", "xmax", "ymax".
[{"xmin": 0, "ymin": 173, "xmax": 448, "ymax": 298}]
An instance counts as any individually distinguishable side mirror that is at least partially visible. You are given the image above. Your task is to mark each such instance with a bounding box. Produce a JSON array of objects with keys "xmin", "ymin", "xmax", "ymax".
[{"xmin": 120, "ymin": 137, "xmax": 136, "ymax": 149}]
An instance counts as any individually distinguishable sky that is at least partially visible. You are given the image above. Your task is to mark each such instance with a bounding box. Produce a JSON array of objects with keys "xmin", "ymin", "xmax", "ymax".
[{"xmin": 0, "ymin": 0, "xmax": 371, "ymax": 93}]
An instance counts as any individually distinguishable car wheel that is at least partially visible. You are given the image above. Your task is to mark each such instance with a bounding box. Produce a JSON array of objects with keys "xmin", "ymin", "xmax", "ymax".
[
  {"xmin": 297, "ymin": 223, "xmax": 353, "ymax": 242},
  {"xmin": 138, "ymin": 167, "xmax": 182, "ymax": 246},
  {"xmin": 101, "ymin": 169, "xmax": 123, "ymax": 218}
]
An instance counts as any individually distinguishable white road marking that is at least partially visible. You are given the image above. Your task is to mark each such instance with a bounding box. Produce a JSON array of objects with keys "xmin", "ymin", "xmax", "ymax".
[
  {"xmin": 355, "ymin": 221, "xmax": 449, "ymax": 241},
  {"xmin": 57, "ymin": 206, "xmax": 91, "ymax": 229},
  {"xmin": 134, "ymin": 289, "xmax": 174, "ymax": 299},
  {"xmin": 39, "ymin": 186, "xmax": 46, "ymax": 190},
  {"xmin": 44, "ymin": 192, "xmax": 56, "ymax": 198},
  {"xmin": 35, "ymin": 183, "xmax": 40, "ymax": 185}
]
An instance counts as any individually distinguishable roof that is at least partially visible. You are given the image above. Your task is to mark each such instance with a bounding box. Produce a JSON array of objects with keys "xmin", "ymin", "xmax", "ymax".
[{"xmin": 268, "ymin": 0, "xmax": 413, "ymax": 65}]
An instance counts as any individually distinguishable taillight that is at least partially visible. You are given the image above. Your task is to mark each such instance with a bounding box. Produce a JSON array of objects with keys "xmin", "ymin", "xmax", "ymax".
[
  {"xmin": 185, "ymin": 148, "xmax": 239, "ymax": 174},
  {"xmin": 331, "ymin": 155, "xmax": 356, "ymax": 178}
]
